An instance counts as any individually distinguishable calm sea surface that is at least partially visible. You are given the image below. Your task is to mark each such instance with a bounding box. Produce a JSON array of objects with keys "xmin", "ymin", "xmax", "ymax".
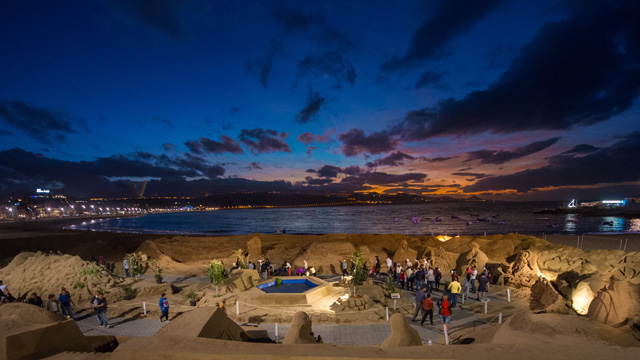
[{"xmin": 70, "ymin": 203, "xmax": 640, "ymax": 236}]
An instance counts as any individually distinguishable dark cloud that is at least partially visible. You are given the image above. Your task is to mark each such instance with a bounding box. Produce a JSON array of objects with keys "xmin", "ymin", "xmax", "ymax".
[
  {"xmin": 297, "ymin": 132, "xmax": 315, "ymax": 145},
  {"xmin": 361, "ymin": 172, "xmax": 427, "ymax": 185},
  {"xmin": 152, "ymin": 116, "xmax": 174, "ymax": 130},
  {"xmin": 562, "ymin": 144, "xmax": 601, "ymax": 155},
  {"xmin": 185, "ymin": 135, "xmax": 244, "ymax": 155},
  {"xmin": 382, "ymin": 0, "xmax": 503, "ymax": 71},
  {"xmin": 0, "ymin": 100, "xmax": 76, "ymax": 144},
  {"xmin": 238, "ymin": 128, "xmax": 291, "ymax": 154},
  {"xmin": 305, "ymin": 176, "xmax": 333, "ymax": 185},
  {"xmin": 162, "ymin": 143, "xmax": 176, "ymax": 152},
  {"xmin": 0, "ymin": 129, "xmax": 12, "ymax": 136},
  {"xmin": 316, "ymin": 165, "xmax": 342, "ymax": 178},
  {"xmin": 272, "ymin": 7, "xmax": 321, "ymax": 33},
  {"xmin": 451, "ymin": 172, "xmax": 487, "ymax": 179},
  {"xmin": 423, "ymin": 184, "xmax": 461, "ymax": 188},
  {"xmin": 339, "ymin": 129, "xmax": 397, "ymax": 156},
  {"xmin": 465, "ymin": 137, "xmax": 560, "ymax": 164},
  {"xmin": 414, "ymin": 71, "xmax": 448, "ymax": 90},
  {"xmin": 465, "ymin": 132, "xmax": 640, "ymax": 193},
  {"xmin": 247, "ymin": 162, "xmax": 262, "ymax": 170},
  {"xmin": 366, "ymin": 151, "xmax": 415, "ymax": 167},
  {"xmin": 108, "ymin": 0, "xmax": 207, "ymax": 40},
  {"xmin": 298, "ymin": 51, "xmax": 356, "ymax": 87},
  {"xmin": 393, "ymin": 2, "xmax": 640, "ymax": 140},
  {"xmin": 427, "ymin": 156, "xmax": 455, "ymax": 163},
  {"xmin": 295, "ymin": 90, "xmax": 325, "ymax": 123}
]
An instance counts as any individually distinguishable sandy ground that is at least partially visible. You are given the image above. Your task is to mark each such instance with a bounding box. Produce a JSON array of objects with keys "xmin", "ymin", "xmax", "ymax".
[{"xmin": 1, "ymin": 217, "xmax": 640, "ymax": 359}]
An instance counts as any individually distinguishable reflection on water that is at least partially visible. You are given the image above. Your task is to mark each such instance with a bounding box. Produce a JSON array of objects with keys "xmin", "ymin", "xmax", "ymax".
[
  {"xmin": 78, "ymin": 203, "xmax": 640, "ymax": 236},
  {"xmin": 629, "ymin": 219, "xmax": 640, "ymax": 232}
]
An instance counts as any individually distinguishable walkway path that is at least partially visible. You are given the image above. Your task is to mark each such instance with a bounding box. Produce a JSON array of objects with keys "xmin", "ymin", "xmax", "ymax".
[{"xmin": 76, "ymin": 274, "xmax": 509, "ymax": 345}]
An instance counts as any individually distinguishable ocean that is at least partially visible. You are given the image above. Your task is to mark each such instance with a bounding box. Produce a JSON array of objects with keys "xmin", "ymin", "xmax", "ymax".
[{"xmin": 69, "ymin": 202, "xmax": 640, "ymax": 236}]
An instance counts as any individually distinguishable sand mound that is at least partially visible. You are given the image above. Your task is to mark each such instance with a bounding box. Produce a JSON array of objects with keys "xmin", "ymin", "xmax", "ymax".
[
  {"xmin": 0, "ymin": 303, "xmax": 63, "ymax": 326},
  {"xmin": 381, "ymin": 313, "xmax": 422, "ymax": 348},
  {"xmin": 0, "ymin": 252, "xmax": 121, "ymax": 303},
  {"xmin": 155, "ymin": 306, "xmax": 248, "ymax": 341},
  {"xmin": 282, "ymin": 311, "xmax": 321, "ymax": 344}
]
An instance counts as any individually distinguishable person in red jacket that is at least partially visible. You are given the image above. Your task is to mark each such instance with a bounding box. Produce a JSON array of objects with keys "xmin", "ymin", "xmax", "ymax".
[
  {"xmin": 421, "ymin": 292, "xmax": 434, "ymax": 326},
  {"xmin": 437, "ymin": 293, "xmax": 451, "ymax": 330}
]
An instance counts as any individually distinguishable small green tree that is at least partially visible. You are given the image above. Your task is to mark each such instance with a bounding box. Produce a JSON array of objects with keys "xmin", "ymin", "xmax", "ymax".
[
  {"xmin": 350, "ymin": 250, "xmax": 368, "ymax": 296},
  {"xmin": 151, "ymin": 260, "xmax": 163, "ymax": 282},
  {"xmin": 206, "ymin": 260, "xmax": 225, "ymax": 297}
]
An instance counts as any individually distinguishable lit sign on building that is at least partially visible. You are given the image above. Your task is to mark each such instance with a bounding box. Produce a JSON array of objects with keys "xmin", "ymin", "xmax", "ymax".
[{"xmin": 36, "ymin": 188, "xmax": 50, "ymax": 194}]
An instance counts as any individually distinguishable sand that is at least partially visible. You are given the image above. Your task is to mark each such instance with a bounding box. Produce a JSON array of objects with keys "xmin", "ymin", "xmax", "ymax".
[{"xmin": 1, "ymin": 218, "xmax": 640, "ymax": 359}]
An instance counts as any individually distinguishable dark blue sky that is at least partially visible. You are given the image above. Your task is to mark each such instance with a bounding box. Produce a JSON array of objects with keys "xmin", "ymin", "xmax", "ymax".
[{"xmin": 1, "ymin": 0, "xmax": 639, "ymax": 200}]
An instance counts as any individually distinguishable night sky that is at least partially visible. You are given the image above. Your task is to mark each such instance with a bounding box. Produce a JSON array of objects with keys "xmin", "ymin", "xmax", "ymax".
[{"xmin": 1, "ymin": 0, "xmax": 639, "ymax": 201}]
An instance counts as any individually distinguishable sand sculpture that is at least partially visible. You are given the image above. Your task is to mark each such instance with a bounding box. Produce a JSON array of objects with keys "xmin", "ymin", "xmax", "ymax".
[
  {"xmin": 392, "ymin": 239, "xmax": 417, "ymax": 265},
  {"xmin": 0, "ymin": 303, "xmax": 93, "ymax": 360},
  {"xmin": 282, "ymin": 311, "xmax": 322, "ymax": 344},
  {"xmin": 247, "ymin": 236, "xmax": 262, "ymax": 262},
  {"xmin": 156, "ymin": 306, "xmax": 249, "ymax": 341},
  {"xmin": 588, "ymin": 274, "xmax": 637, "ymax": 326},
  {"xmin": 380, "ymin": 313, "xmax": 422, "ymax": 348},
  {"xmin": 456, "ymin": 241, "xmax": 489, "ymax": 273}
]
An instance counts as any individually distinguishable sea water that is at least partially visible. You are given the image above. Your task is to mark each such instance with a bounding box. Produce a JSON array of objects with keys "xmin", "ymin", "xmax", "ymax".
[{"xmin": 74, "ymin": 202, "xmax": 640, "ymax": 236}]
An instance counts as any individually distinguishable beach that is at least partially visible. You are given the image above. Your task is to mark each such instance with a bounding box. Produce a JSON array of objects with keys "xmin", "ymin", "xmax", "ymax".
[{"xmin": 1, "ymin": 217, "xmax": 639, "ymax": 359}]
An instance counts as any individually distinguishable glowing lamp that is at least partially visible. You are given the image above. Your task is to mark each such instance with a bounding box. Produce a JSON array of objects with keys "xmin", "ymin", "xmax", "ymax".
[{"xmin": 436, "ymin": 235, "xmax": 452, "ymax": 242}]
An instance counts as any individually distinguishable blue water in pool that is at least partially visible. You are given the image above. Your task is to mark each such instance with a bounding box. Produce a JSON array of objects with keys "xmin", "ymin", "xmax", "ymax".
[{"xmin": 257, "ymin": 279, "xmax": 318, "ymax": 293}]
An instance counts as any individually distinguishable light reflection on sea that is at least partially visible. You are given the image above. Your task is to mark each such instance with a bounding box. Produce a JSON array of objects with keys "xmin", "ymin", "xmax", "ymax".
[{"xmin": 69, "ymin": 203, "xmax": 640, "ymax": 236}]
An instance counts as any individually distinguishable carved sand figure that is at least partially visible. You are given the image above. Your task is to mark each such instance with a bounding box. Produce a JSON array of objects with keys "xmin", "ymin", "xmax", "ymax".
[
  {"xmin": 246, "ymin": 236, "xmax": 262, "ymax": 264},
  {"xmin": 380, "ymin": 313, "xmax": 422, "ymax": 348},
  {"xmin": 511, "ymin": 250, "xmax": 539, "ymax": 287},
  {"xmin": 393, "ymin": 239, "xmax": 417, "ymax": 265},
  {"xmin": 588, "ymin": 274, "xmax": 636, "ymax": 326},
  {"xmin": 282, "ymin": 311, "xmax": 322, "ymax": 344}
]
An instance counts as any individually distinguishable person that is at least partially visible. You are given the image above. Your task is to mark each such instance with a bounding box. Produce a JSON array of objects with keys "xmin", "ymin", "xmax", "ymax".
[
  {"xmin": 395, "ymin": 264, "xmax": 402, "ymax": 282},
  {"xmin": 27, "ymin": 292, "xmax": 43, "ymax": 307},
  {"xmin": 341, "ymin": 259, "xmax": 348, "ymax": 278},
  {"xmin": 309, "ymin": 266, "xmax": 316, "ymax": 276},
  {"xmin": 43, "ymin": 294, "xmax": 60, "ymax": 315},
  {"xmin": 406, "ymin": 266, "xmax": 414, "ymax": 291},
  {"xmin": 260, "ymin": 260, "xmax": 269, "ymax": 279},
  {"xmin": 451, "ymin": 270, "xmax": 459, "ymax": 282},
  {"xmin": 58, "ymin": 288, "xmax": 75, "ymax": 319},
  {"xmin": 159, "ymin": 292, "xmax": 169, "ymax": 322},
  {"xmin": 447, "ymin": 277, "xmax": 462, "ymax": 307},
  {"xmin": 399, "ymin": 269, "xmax": 405, "ymax": 289},
  {"xmin": 462, "ymin": 270, "xmax": 471, "ymax": 297},
  {"xmin": 248, "ymin": 261, "xmax": 254, "ymax": 270},
  {"xmin": 0, "ymin": 280, "xmax": 9, "ymax": 304},
  {"xmin": 437, "ymin": 293, "xmax": 452, "ymax": 331},
  {"xmin": 434, "ymin": 267, "xmax": 442, "ymax": 290},
  {"xmin": 478, "ymin": 272, "xmax": 490, "ymax": 301},
  {"xmin": 386, "ymin": 256, "xmax": 393, "ymax": 275},
  {"xmin": 415, "ymin": 266, "xmax": 425, "ymax": 291},
  {"xmin": 94, "ymin": 292, "xmax": 109, "ymax": 328},
  {"xmin": 282, "ymin": 228, "xmax": 286, "ymax": 234},
  {"xmin": 470, "ymin": 266, "xmax": 478, "ymax": 293},
  {"xmin": 303, "ymin": 259, "xmax": 308, "ymax": 269},
  {"xmin": 296, "ymin": 266, "xmax": 305, "ymax": 276},
  {"xmin": 123, "ymin": 258, "xmax": 130, "ymax": 277},
  {"xmin": 265, "ymin": 258, "xmax": 272, "ymax": 278},
  {"xmin": 276, "ymin": 228, "xmax": 280, "ymax": 234},
  {"xmin": 374, "ymin": 256, "xmax": 381, "ymax": 276},
  {"xmin": 286, "ymin": 261, "xmax": 292, "ymax": 276},
  {"xmin": 410, "ymin": 286, "xmax": 425, "ymax": 322},
  {"xmin": 99, "ymin": 255, "xmax": 106, "ymax": 266},
  {"xmin": 421, "ymin": 292, "xmax": 434, "ymax": 326},
  {"xmin": 426, "ymin": 267, "xmax": 435, "ymax": 293}
]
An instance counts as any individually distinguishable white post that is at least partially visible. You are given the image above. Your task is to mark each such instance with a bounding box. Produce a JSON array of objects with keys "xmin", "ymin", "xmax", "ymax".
[
  {"xmin": 444, "ymin": 324, "xmax": 449, "ymax": 345},
  {"xmin": 275, "ymin": 322, "xmax": 278, "ymax": 342},
  {"xmin": 393, "ymin": 299, "xmax": 397, "ymax": 310},
  {"xmin": 484, "ymin": 301, "xmax": 488, "ymax": 314},
  {"xmin": 484, "ymin": 231, "xmax": 486, "ymax": 237},
  {"xmin": 507, "ymin": 288, "xmax": 511, "ymax": 303},
  {"xmin": 499, "ymin": 312, "xmax": 503, "ymax": 324},
  {"xmin": 624, "ymin": 239, "xmax": 628, "ymax": 252},
  {"xmin": 236, "ymin": 301, "xmax": 239, "ymax": 316},
  {"xmin": 143, "ymin": 302, "xmax": 146, "ymax": 315},
  {"xmin": 386, "ymin": 307, "xmax": 389, "ymax": 321}
]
